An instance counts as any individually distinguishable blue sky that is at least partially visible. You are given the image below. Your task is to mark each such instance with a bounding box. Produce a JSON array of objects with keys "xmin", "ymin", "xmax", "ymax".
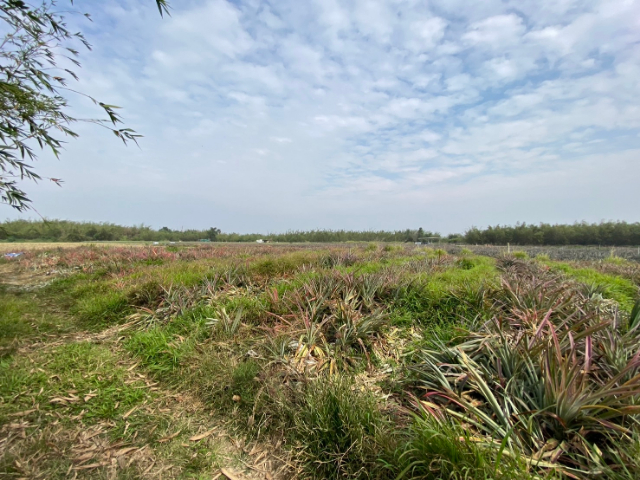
[{"xmin": 6, "ymin": 0, "xmax": 640, "ymax": 233}]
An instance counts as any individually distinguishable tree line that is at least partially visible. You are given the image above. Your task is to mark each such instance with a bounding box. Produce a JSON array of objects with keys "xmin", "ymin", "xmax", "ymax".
[
  {"xmin": 0, "ymin": 219, "xmax": 638, "ymax": 245},
  {"xmin": 464, "ymin": 221, "xmax": 640, "ymax": 246},
  {"xmin": 0, "ymin": 220, "xmax": 440, "ymax": 243}
]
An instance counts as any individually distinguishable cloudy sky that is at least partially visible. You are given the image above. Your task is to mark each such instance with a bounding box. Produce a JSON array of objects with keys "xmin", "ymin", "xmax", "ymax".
[{"xmin": 5, "ymin": 0, "xmax": 640, "ymax": 233}]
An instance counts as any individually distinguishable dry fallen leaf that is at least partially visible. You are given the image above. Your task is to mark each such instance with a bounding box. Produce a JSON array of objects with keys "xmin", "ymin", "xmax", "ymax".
[
  {"xmin": 157, "ymin": 431, "xmax": 181, "ymax": 443},
  {"xmin": 221, "ymin": 468, "xmax": 246, "ymax": 480},
  {"xmin": 122, "ymin": 406, "xmax": 138, "ymax": 419},
  {"xmin": 73, "ymin": 461, "xmax": 109, "ymax": 470},
  {"xmin": 7, "ymin": 409, "xmax": 36, "ymax": 417},
  {"xmin": 74, "ymin": 452, "xmax": 96, "ymax": 463},
  {"xmin": 189, "ymin": 428, "xmax": 216, "ymax": 442},
  {"xmin": 114, "ymin": 447, "xmax": 138, "ymax": 457}
]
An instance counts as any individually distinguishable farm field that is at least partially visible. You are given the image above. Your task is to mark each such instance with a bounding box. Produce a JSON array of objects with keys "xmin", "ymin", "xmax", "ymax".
[
  {"xmin": 0, "ymin": 242, "xmax": 152, "ymax": 253},
  {"xmin": 1, "ymin": 243, "xmax": 640, "ymax": 479}
]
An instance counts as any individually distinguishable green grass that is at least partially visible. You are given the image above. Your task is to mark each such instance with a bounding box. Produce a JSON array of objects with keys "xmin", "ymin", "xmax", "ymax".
[
  {"xmin": 43, "ymin": 274, "xmax": 133, "ymax": 328},
  {"xmin": 392, "ymin": 256, "xmax": 497, "ymax": 326},
  {"xmin": 0, "ymin": 342, "xmax": 150, "ymax": 425},
  {"xmin": 0, "ymin": 340, "xmax": 227, "ymax": 479},
  {"xmin": 125, "ymin": 328, "xmax": 195, "ymax": 375},
  {"xmin": 290, "ymin": 377, "xmax": 395, "ymax": 479},
  {"xmin": 394, "ymin": 411, "xmax": 533, "ymax": 480},
  {"xmin": 550, "ymin": 263, "xmax": 638, "ymax": 310},
  {"xmin": 251, "ymin": 251, "xmax": 319, "ymax": 276},
  {"xmin": 0, "ymin": 288, "xmax": 74, "ymax": 358}
]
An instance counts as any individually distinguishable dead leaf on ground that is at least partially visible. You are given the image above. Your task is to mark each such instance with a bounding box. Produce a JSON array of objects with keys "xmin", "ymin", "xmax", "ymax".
[
  {"xmin": 157, "ymin": 431, "xmax": 181, "ymax": 443},
  {"xmin": 220, "ymin": 468, "xmax": 246, "ymax": 480},
  {"xmin": 189, "ymin": 428, "xmax": 216, "ymax": 442},
  {"xmin": 7, "ymin": 409, "xmax": 36, "ymax": 417},
  {"xmin": 115, "ymin": 447, "xmax": 139, "ymax": 457},
  {"xmin": 73, "ymin": 461, "xmax": 110, "ymax": 470},
  {"xmin": 122, "ymin": 406, "xmax": 137, "ymax": 419}
]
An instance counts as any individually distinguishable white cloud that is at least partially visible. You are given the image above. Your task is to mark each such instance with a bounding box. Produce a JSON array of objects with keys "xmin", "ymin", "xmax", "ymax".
[
  {"xmin": 405, "ymin": 17, "xmax": 448, "ymax": 52},
  {"xmin": 6, "ymin": 0, "xmax": 640, "ymax": 234},
  {"xmin": 462, "ymin": 14, "xmax": 526, "ymax": 48}
]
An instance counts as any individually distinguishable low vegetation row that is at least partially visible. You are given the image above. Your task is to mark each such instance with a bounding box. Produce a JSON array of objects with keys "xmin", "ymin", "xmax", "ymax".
[
  {"xmin": 2, "ymin": 219, "xmax": 640, "ymax": 246},
  {"xmin": 1, "ymin": 243, "xmax": 640, "ymax": 478}
]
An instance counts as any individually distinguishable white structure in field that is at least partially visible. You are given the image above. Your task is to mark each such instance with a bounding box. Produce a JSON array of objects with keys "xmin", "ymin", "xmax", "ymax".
[{"xmin": 256, "ymin": 239, "xmax": 264, "ymax": 243}]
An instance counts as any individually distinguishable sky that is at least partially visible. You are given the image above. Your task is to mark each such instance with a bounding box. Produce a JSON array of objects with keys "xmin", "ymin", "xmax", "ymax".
[{"xmin": 4, "ymin": 0, "xmax": 640, "ymax": 234}]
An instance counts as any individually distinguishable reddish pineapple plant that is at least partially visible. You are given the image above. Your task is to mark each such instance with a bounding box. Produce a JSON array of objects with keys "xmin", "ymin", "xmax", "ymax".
[{"xmin": 410, "ymin": 269, "xmax": 640, "ymax": 477}]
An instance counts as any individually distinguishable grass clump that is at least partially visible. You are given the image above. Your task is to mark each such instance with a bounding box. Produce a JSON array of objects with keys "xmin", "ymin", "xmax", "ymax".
[
  {"xmin": 251, "ymin": 252, "xmax": 317, "ymax": 277},
  {"xmin": 125, "ymin": 328, "xmax": 194, "ymax": 375},
  {"xmin": 395, "ymin": 408, "xmax": 532, "ymax": 480},
  {"xmin": 291, "ymin": 377, "xmax": 394, "ymax": 479},
  {"xmin": 73, "ymin": 290, "xmax": 130, "ymax": 326},
  {"xmin": 393, "ymin": 257, "xmax": 498, "ymax": 326}
]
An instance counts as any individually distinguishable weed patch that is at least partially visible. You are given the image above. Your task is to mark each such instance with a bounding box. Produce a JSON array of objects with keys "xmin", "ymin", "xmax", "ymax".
[
  {"xmin": 291, "ymin": 377, "xmax": 395, "ymax": 479},
  {"xmin": 551, "ymin": 263, "xmax": 638, "ymax": 310}
]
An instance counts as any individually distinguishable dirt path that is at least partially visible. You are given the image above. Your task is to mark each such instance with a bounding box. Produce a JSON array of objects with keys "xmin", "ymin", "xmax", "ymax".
[{"xmin": 0, "ymin": 274, "xmax": 290, "ymax": 480}]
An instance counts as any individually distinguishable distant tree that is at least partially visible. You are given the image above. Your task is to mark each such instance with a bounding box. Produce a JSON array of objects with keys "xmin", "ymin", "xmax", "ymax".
[
  {"xmin": 85, "ymin": 226, "xmax": 98, "ymax": 239},
  {"xmin": 0, "ymin": 0, "xmax": 170, "ymax": 211},
  {"xmin": 93, "ymin": 229, "xmax": 113, "ymax": 241},
  {"xmin": 63, "ymin": 228, "xmax": 83, "ymax": 242},
  {"xmin": 206, "ymin": 227, "xmax": 221, "ymax": 241},
  {"xmin": 159, "ymin": 226, "xmax": 171, "ymax": 232}
]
